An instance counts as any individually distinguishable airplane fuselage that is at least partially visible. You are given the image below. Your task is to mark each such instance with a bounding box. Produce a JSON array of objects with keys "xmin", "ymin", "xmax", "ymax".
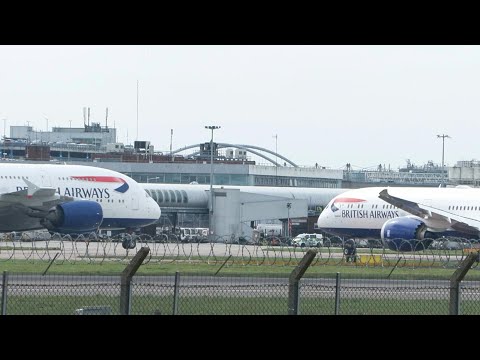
[
  {"xmin": 0, "ymin": 163, "xmax": 160, "ymax": 232},
  {"xmin": 317, "ymin": 186, "xmax": 480, "ymax": 239}
]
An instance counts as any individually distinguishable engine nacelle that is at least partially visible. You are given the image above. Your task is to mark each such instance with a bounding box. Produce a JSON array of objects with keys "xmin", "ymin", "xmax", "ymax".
[
  {"xmin": 381, "ymin": 216, "xmax": 433, "ymax": 251},
  {"xmin": 41, "ymin": 201, "xmax": 103, "ymax": 234}
]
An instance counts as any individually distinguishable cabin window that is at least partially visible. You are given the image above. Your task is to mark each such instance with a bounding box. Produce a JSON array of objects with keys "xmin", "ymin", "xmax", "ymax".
[
  {"xmin": 163, "ymin": 190, "xmax": 170, "ymax": 203},
  {"xmin": 148, "ymin": 190, "xmax": 156, "ymax": 202},
  {"xmin": 175, "ymin": 190, "xmax": 182, "ymax": 203},
  {"xmin": 181, "ymin": 190, "xmax": 188, "ymax": 203},
  {"xmin": 169, "ymin": 190, "xmax": 176, "ymax": 203},
  {"xmin": 156, "ymin": 190, "xmax": 163, "ymax": 203}
]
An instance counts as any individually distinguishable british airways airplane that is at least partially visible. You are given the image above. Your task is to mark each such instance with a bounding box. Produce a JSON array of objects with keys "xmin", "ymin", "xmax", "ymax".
[
  {"xmin": 0, "ymin": 163, "xmax": 160, "ymax": 236},
  {"xmin": 316, "ymin": 186, "xmax": 480, "ymax": 251}
]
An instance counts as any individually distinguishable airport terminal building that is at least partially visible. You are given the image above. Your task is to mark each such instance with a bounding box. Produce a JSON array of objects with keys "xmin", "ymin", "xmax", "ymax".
[{"xmin": 2, "ymin": 123, "xmax": 479, "ymax": 239}]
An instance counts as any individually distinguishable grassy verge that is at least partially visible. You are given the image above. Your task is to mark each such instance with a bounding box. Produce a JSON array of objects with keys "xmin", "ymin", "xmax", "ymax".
[
  {"xmin": 6, "ymin": 294, "xmax": 480, "ymax": 315},
  {"xmin": 2, "ymin": 257, "xmax": 479, "ymax": 280}
]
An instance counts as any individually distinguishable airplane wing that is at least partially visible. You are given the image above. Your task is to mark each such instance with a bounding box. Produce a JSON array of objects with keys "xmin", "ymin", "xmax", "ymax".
[
  {"xmin": 0, "ymin": 178, "xmax": 73, "ymax": 206},
  {"xmin": 378, "ymin": 189, "xmax": 425, "ymax": 218},
  {"xmin": 0, "ymin": 179, "xmax": 74, "ymax": 231},
  {"xmin": 378, "ymin": 189, "xmax": 480, "ymax": 236}
]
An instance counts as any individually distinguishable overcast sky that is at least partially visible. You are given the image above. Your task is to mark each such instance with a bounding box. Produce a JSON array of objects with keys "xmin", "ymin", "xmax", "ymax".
[{"xmin": 0, "ymin": 45, "xmax": 477, "ymax": 170}]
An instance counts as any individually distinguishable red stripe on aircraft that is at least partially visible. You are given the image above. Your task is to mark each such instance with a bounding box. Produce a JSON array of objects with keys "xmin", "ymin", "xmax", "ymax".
[
  {"xmin": 334, "ymin": 198, "xmax": 365, "ymax": 203},
  {"xmin": 71, "ymin": 176, "xmax": 124, "ymax": 183}
]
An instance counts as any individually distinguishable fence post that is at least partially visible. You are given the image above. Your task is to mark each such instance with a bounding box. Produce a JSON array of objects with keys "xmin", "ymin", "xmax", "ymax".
[
  {"xmin": 449, "ymin": 252, "xmax": 478, "ymax": 315},
  {"xmin": 288, "ymin": 249, "xmax": 317, "ymax": 315},
  {"xmin": 334, "ymin": 272, "xmax": 341, "ymax": 315},
  {"xmin": 120, "ymin": 247, "xmax": 150, "ymax": 315},
  {"xmin": 173, "ymin": 271, "xmax": 180, "ymax": 315},
  {"xmin": 1, "ymin": 271, "xmax": 7, "ymax": 315}
]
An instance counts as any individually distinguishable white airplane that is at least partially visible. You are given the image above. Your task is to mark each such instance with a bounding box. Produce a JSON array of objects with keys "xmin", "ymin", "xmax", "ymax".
[
  {"xmin": 0, "ymin": 163, "xmax": 161, "ymax": 241},
  {"xmin": 316, "ymin": 186, "xmax": 480, "ymax": 251}
]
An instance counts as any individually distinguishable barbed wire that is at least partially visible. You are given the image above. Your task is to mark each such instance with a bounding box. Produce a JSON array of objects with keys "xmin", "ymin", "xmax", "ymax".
[{"xmin": 0, "ymin": 232, "xmax": 479, "ymax": 268}]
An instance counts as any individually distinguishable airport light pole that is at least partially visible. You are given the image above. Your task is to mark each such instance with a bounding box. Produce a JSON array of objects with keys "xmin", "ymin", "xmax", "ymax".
[
  {"xmin": 205, "ymin": 125, "xmax": 221, "ymax": 241},
  {"xmin": 170, "ymin": 129, "xmax": 174, "ymax": 162},
  {"xmin": 273, "ymin": 134, "xmax": 278, "ymax": 186},
  {"xmin": 437, "ymin": 134, "xmax": 451, "ymax": 187},
  {"xmin": 286, "ymin": 202, "xmax": 291, "ymax": 238}
]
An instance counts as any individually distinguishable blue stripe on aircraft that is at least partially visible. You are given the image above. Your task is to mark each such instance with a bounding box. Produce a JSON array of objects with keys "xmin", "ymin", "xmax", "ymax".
[{"xmin": 114, "ymin": 182, "xmax": 129, "ymax": 193}]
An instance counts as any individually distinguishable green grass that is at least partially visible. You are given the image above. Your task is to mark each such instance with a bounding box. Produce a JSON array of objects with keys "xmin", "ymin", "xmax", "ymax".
[
  {"xmin": 6, "ymin": 294, "xmax": 480, "ymax": 315},
  {"xmin": 1, "ymin": 257, "xmax": 478, "ymax": 280},
  {"xmin": 7, "ymin": 295, "xmax": 121, "ymax": 315}
]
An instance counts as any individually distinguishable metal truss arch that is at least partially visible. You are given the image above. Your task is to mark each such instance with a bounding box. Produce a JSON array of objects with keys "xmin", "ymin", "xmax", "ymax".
[{"xmin": 171, "ymin": 143, "xmax": 298, "ymax": 168}]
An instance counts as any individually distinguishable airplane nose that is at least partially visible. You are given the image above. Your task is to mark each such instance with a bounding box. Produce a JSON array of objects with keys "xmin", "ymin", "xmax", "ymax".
[{"xmin": 317, "ymin": 209, "xmax": 328, "ymax": 228}]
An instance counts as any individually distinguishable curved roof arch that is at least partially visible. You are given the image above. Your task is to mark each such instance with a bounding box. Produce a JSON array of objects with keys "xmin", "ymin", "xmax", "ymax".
[{"xmin": 171, "ymin": 143, "xmax": 298, "ymax": 168}]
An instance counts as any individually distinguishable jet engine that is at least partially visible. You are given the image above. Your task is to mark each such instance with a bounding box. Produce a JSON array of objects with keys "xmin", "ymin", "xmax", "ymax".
[
  {"xmin": 381, "ymin": 216, "xmax": 433, "ymax": 251},
  {"xmin": 41, "ymin": 201, "xmax": 103, "ymax": 234}
]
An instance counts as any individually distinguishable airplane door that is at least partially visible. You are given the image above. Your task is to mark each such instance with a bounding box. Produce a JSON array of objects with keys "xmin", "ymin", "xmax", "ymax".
[
  {"xmin": 39, "ymin": 170, "xmax": 52, "ymax": 187},
  {"xmin": 131, "ymin": 194, "xmax": 139, "ymax": 210}
]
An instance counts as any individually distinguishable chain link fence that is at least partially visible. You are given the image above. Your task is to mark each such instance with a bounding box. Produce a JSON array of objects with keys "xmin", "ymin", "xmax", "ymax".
[
  {"xmin": 2, "ymin": 271, "xmax": 480, "ymax": 315},
  {"xmin": 1, "ymin": 233, "xmax": 480, "ymax": 269}
]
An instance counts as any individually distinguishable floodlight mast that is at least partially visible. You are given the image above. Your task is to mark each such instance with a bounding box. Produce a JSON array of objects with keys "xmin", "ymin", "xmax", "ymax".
[{"xmin": 205, "ymin": 125, "xmax": 221, "ymax": 240}]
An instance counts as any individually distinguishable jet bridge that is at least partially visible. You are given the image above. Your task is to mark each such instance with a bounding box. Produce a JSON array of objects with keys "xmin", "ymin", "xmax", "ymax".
[
  {"xmin": 142, "ymin": 183, "xmax": 347, "ymax": 240},
  {"xmin": 210, "ymin": 188, "xmax": 307, "ymax": 241}
]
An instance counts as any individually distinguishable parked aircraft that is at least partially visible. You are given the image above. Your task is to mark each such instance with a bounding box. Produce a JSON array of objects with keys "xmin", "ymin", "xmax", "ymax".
[
  {"xmin": 316, "ymin": 186, "xmax": 480, "ymax": 251},
  {"xmin": 0, "ymin": 163, "xmax": 161, "ymax": 245}
]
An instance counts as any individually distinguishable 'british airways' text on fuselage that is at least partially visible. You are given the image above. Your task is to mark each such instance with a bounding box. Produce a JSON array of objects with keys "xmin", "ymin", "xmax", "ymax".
[
  {"xmin": 16, "ymin": 186, "xmax": 111, "ymax": 199},
  {"xmin": 341, "ymin": 210, "xmax": 399, "ymax": 219}
]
